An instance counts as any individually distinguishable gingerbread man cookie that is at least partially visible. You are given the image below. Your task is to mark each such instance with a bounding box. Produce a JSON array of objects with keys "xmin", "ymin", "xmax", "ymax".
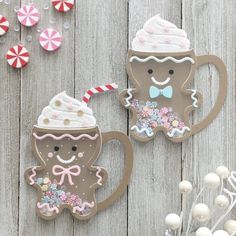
[
  {"xmin": 119, "ymin": 15, "xmax": 227, "ymax": 143},
  {"xmin": 25, "ymin": 89, "xmax": 133, "ymax": 220}
]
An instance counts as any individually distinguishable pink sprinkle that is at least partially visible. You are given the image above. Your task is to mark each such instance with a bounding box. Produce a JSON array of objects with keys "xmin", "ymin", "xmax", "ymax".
[
  {"xmin": 145, "ymin": 26, "xmax": 154, "ymax": 34},
  {"xmin": 150, "ymin": 121, "xmax": 158, "ymax": 128},
  {"xmin": 163, "ymin": 28, "xmax": 170, "ymax": 33},
  {"xmin": 164, "ymin": 122, "xmax": 170, "ymax": 129},
  {"xmin": 162, "ymin": 116, "xmax": 169, "ymax": 123},
  {"xmin": 67, "ymin": 103, "xmax": 73, "ymax": 111},
  {"xmin": 160, "ymin": 107, "xmax": 169, "ymax": 114},
  {"xmin": 47, "ymin": 152, "xmax": 53, "ymax": 158},
  {"xmin": 51, "ymin": 113, "xmax": 59, "ymax": 119},
  {"xmin": 138, "ymin": 36, "xmax": 145, "ymax": 44},
  {"xmin": 179, "ymin": 122, "xmax": 185, "ymax": 128}
]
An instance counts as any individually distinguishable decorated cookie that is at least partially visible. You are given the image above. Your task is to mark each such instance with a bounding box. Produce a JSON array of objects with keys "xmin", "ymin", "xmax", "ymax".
[
  {"xmin": 164, "ymin": 166, "xmax": 235, "ymax": 236},
  {"xmin": 6, "ymin": 44, "xmax": 29, "ymax": 68},
  {"xmin": 17, "ymin": 5, "xmax": 40, "ymax": 27},
  {"xmin": 39, "ymin": 28, "xmax": 62, "ymax": 51},
  {"xmin": 52, "ymin": 0, "xmax": 74, "ymax": 12},
  {"xmin": 0, "ymin": 15, "xmax": 9, "ymax": 36},
  {"xmin": 119, "ymin": 14, "xmax": 227, "ymax": 143},
  {"xmin": 25, "ymin": 85, "xmax": 133, "ymax": 220}
]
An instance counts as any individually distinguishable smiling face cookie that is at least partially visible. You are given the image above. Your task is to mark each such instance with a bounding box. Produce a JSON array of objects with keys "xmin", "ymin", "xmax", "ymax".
[
  {"xmin": 119, "ymin": 15, "xmax": 203, "ymax": 142},
  {"xmin": 25, "ymin": 92, "xmax": 108, "ymax": 220}
]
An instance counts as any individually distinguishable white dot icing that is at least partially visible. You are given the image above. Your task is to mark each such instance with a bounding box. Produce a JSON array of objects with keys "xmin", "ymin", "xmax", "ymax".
[
  {"xmin": 131, "ymin": 15, "xmax": 190, "ymax": 52},
  {"xmin": 37, "ymin": 91, "xmax": 96, "ymax": 128}
]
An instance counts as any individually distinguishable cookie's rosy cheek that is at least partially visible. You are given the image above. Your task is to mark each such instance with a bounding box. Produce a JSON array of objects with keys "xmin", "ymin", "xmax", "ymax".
[{"xmin": 48, "ymin": 152, "xmax": 54, "ymax": 158}]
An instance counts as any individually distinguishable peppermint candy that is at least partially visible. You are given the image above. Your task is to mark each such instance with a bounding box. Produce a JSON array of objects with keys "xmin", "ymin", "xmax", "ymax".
[
  {"xmin": 17, "ymin": 5, "xmax": 40, "ymax": 27},
  {"xmin": 6, "ymin": 44, "xmax": 30, "ymax": 68},
  {"xmin": 39, "ymin": 28, "xmax": 62, "ymax": 51},
  {"xmin": 0, "ymin": 15, "xmax": 9, "ymax": 36},
  {"xmin": 52, "ymin": 0, "xmax": 74, "ymax": 12}
]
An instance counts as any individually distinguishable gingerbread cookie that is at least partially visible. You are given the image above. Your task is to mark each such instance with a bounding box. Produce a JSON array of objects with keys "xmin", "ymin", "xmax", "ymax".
[
  {"xmin": 119, "ymin": 15, "xmax": 227, "ymax": 143},
  {"xmin": 25, "ymin": 89, "xmax": 133, "ymax": 220}
]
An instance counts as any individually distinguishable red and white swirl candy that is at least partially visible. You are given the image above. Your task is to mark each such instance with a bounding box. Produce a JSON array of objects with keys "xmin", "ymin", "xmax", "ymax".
[
  {"xmin": 39, "ymin": 28, "xmax": 62, "ymax": 51},
  {"xmin": 6, "ymin": 44, "xmax": 30, "ymax": 69},
  {"xmin": 0, "ymin": 15, "xmax": 9, "ymax": 36},
  {"xmin": 17, "ymin": 5, "xmax": 40, "ymax": 27},
  {"xmin": 52, "ymin": 0, "xmax": 74, "ymax": 12}
]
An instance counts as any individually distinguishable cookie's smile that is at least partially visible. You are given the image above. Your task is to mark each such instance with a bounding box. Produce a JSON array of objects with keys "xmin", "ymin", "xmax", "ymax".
[
  {"xmin": 56, "ymin": 155, "xmax": 76, "ymax": 164},
  {"xmin": 151, "ymin": 76, "xmax": 170, "ymax": 86}
]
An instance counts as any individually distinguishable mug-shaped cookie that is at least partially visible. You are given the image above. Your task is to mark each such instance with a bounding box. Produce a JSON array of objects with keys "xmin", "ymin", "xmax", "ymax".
[
  {"xmin": 119, "ymin": 15, "xmax": 227, "ymax": 143},
  {"xmin": 25, "ymin": 91, "xmax": 133, "ymax": 220}
]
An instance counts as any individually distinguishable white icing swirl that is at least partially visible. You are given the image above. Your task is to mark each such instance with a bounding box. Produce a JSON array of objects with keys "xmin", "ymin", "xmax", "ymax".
[
  {"xmin": 132, "ymin": 15, "xmax": 190, "ymax": 52},
  {"xmin": 37, "ymin": 91, "xmax": 96, "ymax": 128}
]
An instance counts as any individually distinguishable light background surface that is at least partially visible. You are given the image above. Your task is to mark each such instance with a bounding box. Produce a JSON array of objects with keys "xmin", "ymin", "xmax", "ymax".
[{"xmin": 0, "ymin": 0, "xmax": 235, "ymax": 235}]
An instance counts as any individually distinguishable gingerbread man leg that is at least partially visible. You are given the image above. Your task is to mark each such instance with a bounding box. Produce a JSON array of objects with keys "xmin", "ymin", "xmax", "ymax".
[{"xmin": 36, "ymin": 201, "xmax": 60, "ymax": 219}]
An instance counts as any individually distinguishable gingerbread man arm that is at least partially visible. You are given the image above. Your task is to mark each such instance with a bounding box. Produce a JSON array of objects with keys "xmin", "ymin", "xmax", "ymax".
[
  {"xmin": 119, "ymin": 88, "xmax": 136, "ymax": 108},
  {"xmin": 185, "ymin": 89, "xmax": 203, "ymax": 110},
  {"xmin": 89, "ymin": 166, "xmax": 108, "ymax": 190},
  {"xmin": 24, "ymin": 166, "xmax": 42, "ymax": 186}
]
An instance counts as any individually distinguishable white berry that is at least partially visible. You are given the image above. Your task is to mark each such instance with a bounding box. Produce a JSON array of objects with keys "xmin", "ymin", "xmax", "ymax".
[
  {"xmin": 165, "ymin": 213, "xmax": 181, "ymax": 230},
  {"xmin": 196, "ymin": 227, "xmax": 213, "ymax": 236},
  {"xmin": 204, "ymin": 173, "xmax": 220, "ymax": 188},
  {"xmin": 216, "ymin": 166, "xmax": 230, "ymax": 179},
  {"xmin": 213, "ymin": 230, "xmax": 229, "ymax": 236},
  {"xmin": 192, "ymin": 203, "xmax": 210, "ymax": 222},
  {"xmin": 224, "ymin": 220, "xmax": 236, "ymax": 234},
  {"xmin": 214, "ymin": 195, "xmax": 229, "ymax": 209},
  {"xmin": 179, "ymin": 180, "xmax": 193, "ymax": 194}
]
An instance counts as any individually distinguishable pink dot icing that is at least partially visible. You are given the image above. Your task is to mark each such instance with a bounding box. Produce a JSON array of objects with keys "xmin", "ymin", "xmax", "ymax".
[
  {"xmin": 51, "ymin": 113, "xmax": 59, "ymax": 119},
  {"xmin": 145, "ymin": 26, "xmax": 154, "ymax": 34},
  {"xmin": 78, "ymin": 152, "xmax": 84, "ymax": 158},
  {"xmin": 163, "ymin": 28, "xmax": 170, "ymax": 33},
  {"xmin": 48, "ymin": 152, "xmax": 53, "ymax": 158},
  {"xmin": 67, "ymin": 103, "xmax": 73, "ymax": 111},
  {"xmin": 138, "ymin": 36, "xmax": 145, "ymax": 44}
]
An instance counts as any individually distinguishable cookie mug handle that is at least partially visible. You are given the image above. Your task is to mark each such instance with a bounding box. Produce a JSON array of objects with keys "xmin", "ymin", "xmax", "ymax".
[
  {"xmin": 97, "ymin": 131, "xmax": 133, "ymax": 211},
  {"xmin": 190, "ymin": 55, "xmax": 227, "ymax": 135}
]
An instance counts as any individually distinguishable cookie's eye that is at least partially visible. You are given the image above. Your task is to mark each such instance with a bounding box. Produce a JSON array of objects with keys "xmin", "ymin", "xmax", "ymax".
[
  {"xmin": 72, "ymin": 146, "xmax": 77, "ymax": 152},
  {"xmin": 54, "ymin": 146, "xmax": 60, "ymax": 151},
  {"xmin": 169, "ymin": 69, "xmax": 174, "ymax": 75},
  {"xmin": 148, "ymin": 69, "xmax": 153, "ymax": 74}
]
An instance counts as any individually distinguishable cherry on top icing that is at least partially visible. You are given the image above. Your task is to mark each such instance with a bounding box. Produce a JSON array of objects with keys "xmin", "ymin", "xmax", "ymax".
[
  {"xmin": 37, "ymin": 92, "xmax": 96, "ymax": 129},
  {"xmin": 131, "ymin": 15, "xmax": 190, "ymax": 52}
]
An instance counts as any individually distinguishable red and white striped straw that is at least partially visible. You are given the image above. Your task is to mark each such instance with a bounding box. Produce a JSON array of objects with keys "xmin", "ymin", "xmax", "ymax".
[{"xmin": 82, "ymin": 83, "xmax": 118, "ymax": 105}]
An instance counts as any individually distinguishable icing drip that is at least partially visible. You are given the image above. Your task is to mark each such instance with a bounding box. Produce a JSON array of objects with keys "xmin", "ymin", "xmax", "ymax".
[
  {"xmin": 129, "ymin": 56, "xmax": 195, "ymax": 64},
  {"xmin": 29, "ymin": 167, "xmax": 37, "ymax": 185},
  {"xmin": 125, "ymin": 89, "xmax": 133, "ymax": 107},
  {"xmin": 167, "ymin": 127, "xmax": 191, "ymax": 138},
  {"xmin": 33, "ymin": 132, "xmax": 99, "ymax": 140},
  {"xmin": 37, "ymin": 202, "xmax": 59, "ymax": 213},
  {"xmin": 189, "ymin": 89, "xmax": 198, "ymax": 108},
  {"xmin": 96, "ymin": 167, "xmax": 103, "ymax": 186},
  {"xmin": 72, "ymin": 201, "xmax": 95, "ymax": 213},
  {"xmin": 132, "ymin": 15, "xmax": 190, "ymax": 52},
  {"xmin": 131, "ymin": 125, "xmax": 154, "ymax": 137}
]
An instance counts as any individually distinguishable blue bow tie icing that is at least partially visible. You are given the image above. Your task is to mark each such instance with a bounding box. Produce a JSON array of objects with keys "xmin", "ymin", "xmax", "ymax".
[{"xmin": 149, "ymin": 85, "xmax": 173, "ymax": 99}]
